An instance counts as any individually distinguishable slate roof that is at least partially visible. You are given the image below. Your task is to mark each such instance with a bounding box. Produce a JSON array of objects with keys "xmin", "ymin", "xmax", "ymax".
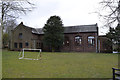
[
  {"xmin": 18, "ymin": 22, "xmax": 98, "ymax": 34},
  {"xmin": 17, "ymin": 22, "xmax": 44, "ymax": 34},
  {"xmin": 64, "ymin": 24, "xmax": 98, "ymax": 33},
  {"xmin": 32, "ymin": 28, "xmax": 44, "ymax": 34},
  {"xmin": 31, "ymin": 24, "xmax": 98, "ymax": 34}
]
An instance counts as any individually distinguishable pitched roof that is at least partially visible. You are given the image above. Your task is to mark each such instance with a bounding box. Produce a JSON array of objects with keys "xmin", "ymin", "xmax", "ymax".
[
  {"xmin": 32, "ymin": 24, "xmax": 98, "ymax": 34},
  {"xmin": 64, "ymin": 24, "xmax": 98, "ymax": 33},
  {"xmin": 32, "ymin": 28, "xmax": 44, "ymax": 34},
  {"xmin": 16, "ymin": 22, "xmax": 98, "ymax": 34}
]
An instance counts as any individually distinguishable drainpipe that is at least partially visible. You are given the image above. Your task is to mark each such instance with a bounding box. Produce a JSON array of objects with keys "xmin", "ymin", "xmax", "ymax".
[
  {"xmin": 34, "ymin": 40, "xmax": 36, "ymax": 49},
  {"xmin": 10, "ymin": 30, "xmax": 13, "ymax": 50},
  {"xmin": 98, "ymin": 40, "xmax": 100, "ymax": 53},
  {"xmin": 96, "ymin": 24, "xmax": 98, "ymax": 53},
  {"xmin": 96, "ymin": 36, "xmax": 98, "ymax": 53}
]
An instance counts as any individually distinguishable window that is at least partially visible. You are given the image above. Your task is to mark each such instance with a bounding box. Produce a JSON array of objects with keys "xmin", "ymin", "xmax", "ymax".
[
  {"xmin": 25, "ymin": 42, "xmax": 29, "ymax": 47},
  {"xmin": 37, "ymin": 42, "xmax": 38, "ymax": 47},
  {"xmin": 88, "ymin": 36, "xmax": 95, "ymax": 46},
  {"xmin": 19, "ymin": 43, "xmax": 23, "ymax": 48},
  {"xmin": 36, "ymin": 42, "xmax": 41, "ymax": 48},
  {"xmin": 39, "ymin": 43, "xmax": 41, "ymax": 48},
  {"xmin": 64, "ymin": 36, "xmax": 69, "ymax": 46},
  {"xmin": 75, "ymin": 36, "xmax": 82, "ymax": 46},
  {"xmin": 19, "ymin": 33, "xmax": 22, "ymax": 39},
  {"xmin": 14, "ymin": 43, "xmax": 17, "ymax": 48}
]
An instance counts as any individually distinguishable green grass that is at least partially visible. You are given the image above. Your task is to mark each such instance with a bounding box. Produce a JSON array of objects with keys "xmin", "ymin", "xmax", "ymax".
[{"xmin": 2, "ymin": 50, "xmax": 118, "ymax": 78}]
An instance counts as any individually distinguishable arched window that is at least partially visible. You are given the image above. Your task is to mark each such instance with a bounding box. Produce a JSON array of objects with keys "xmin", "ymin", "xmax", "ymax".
[
  {"xmin": 75, "ymin": 36, "xmax": 82, "ymax": 46},
  {"xmin": 88, "ymin": 36, "xmax": 95, "ymax": 46}
]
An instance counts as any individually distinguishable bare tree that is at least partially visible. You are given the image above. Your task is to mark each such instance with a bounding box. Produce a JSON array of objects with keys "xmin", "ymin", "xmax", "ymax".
[
  {"xmin": 4, "ymin": 19, "xmax": 17, "ymax": 33},
  {"xmin": 0, "ymin": 0, "xmax": 35, "ymax": 48},
  {"xmin": 99, "ymin": 0, "xmax": 120, "ymax": 27},
  {"xmin": 99, "ymin": 0, "xmax": 120, "ymax": 53},
  {"xmin": 0, "ymin": 0, "xmax": 35, "ymax": 30}
]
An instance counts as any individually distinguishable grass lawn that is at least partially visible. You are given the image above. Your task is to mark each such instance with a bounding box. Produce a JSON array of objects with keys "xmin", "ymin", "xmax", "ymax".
[{"xmin": 2, "ymin": 50, "xmax": 118, "ymax": 78}]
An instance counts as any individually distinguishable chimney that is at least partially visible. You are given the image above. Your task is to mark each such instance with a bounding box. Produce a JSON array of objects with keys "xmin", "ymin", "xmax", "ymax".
[
  {"xmin": 21, "ymin": 22, "xmax": 23, "ymax": 25},
  {"xmin": 95, "ymin": 23, "xmax": 98, "ymax": 26}
]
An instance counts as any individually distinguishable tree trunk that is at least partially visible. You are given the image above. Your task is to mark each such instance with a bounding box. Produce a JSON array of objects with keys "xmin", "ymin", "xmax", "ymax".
[
  {"xmin": 1, "ymin": 2, "xmax": 4, "ymax": 49},
  {"xmin": 0, "ymin": 26, "xmax": 2, "ymax": 49}
]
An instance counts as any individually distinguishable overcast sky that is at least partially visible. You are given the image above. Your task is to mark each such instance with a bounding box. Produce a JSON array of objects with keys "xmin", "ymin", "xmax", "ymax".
[{"xmin": 17, "ymin": 0, "xmax": 108, "ymax": 35}]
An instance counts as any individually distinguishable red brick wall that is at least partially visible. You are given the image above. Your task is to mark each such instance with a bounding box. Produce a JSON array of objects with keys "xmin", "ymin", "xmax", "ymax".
[
  {"xmin": 61, "ymin": 32, "xmax": 98, "ymax": 52},
  {"xmin": 11, "ymin": 24, "xmax": 98, "ymax": 52},
  {"xmin": 98, "ymin": 36, "xmax": 112, "ymax": 53}
]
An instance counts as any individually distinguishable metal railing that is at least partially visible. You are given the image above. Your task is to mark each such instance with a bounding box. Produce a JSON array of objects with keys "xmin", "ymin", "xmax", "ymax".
[{"xmin": 112, "ymin": 68, "xmax": 120, "ymax": 80}]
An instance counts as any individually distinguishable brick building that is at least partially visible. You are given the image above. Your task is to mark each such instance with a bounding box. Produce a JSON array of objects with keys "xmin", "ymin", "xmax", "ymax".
[
  {"xmin": 10, "ymin": 22, "xmax": 110, "ymax": 52},
  {"xmin": 98, "ymin": 35, "xmax": 112, "ymax": 53}
]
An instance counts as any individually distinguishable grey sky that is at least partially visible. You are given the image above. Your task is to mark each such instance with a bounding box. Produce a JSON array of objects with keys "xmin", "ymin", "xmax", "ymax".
[{"xmin": 17, "ymin": 0, "xmax": 107, "ymax": 35}]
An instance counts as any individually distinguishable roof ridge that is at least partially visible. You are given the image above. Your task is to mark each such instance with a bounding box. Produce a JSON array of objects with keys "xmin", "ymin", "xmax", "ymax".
[{"xmin": 64, "ymin": 23, "xmax": 97, "ymax": 27}]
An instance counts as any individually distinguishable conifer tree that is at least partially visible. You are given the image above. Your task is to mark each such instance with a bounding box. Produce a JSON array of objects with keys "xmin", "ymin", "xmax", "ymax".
[{"xmin": 43, "ymin": 15, "xmax": 64, "ymax": 52}]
